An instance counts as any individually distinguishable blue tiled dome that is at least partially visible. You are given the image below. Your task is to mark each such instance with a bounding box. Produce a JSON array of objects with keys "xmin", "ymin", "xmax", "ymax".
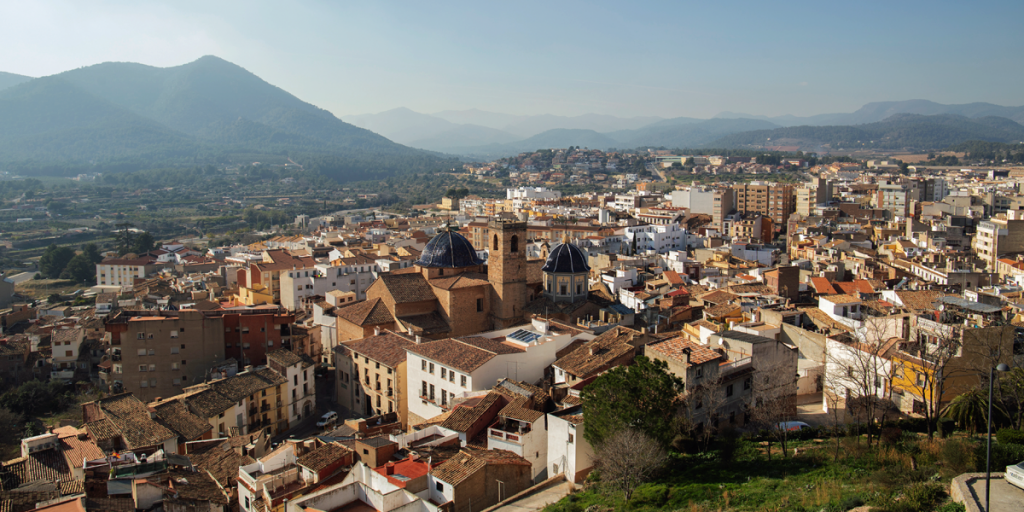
[
  {"xmin": 416, "ymin": 228, "xmax": 484, "ymax": 268},
  {"xmin": 542, "ymin": 242, "xmax": 590, "ymax": 274}
]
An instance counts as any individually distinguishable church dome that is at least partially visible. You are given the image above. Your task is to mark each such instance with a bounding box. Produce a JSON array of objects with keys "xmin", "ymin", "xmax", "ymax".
[
  {"xmin": 416, "ymin": 228, "xmax": 484, "ymax": 268},
  {"xmin": 541, "ymin": 242, "xmax": 590, "ymax": 274}
]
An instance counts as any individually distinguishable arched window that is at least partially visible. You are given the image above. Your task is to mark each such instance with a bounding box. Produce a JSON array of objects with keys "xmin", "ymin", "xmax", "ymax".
[
  {"xmin": 493, "ymin": 234, "xmax": 499, "ymax": 251},
  {"xmin": 510, "ymin": 235, "xmax": 519, "ymax": 253}
]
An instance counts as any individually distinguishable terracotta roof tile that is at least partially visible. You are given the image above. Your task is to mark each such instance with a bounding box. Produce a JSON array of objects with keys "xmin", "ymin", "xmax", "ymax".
[
  {"xmin": 87, "ymin": 393, "xmax": 176, "ymax": 450},
  {"xmin": 296, "ymin": 442, "xmax": 352, "ymax": 473},
  {"xmin": 334, "ymin": 298, "xmax": 395, "ymax": 326},
  {"xmin": 430, "ymin": 448, "xmax": 530, "ymax": 486},
  {"xmin": 376, "ymin": 273, "xmax": 437, "ymax": 303},
  {"xmin": 647, "ymin": 336, "xmax": 724, "ymax": 366},
  {"xmin": 407, "ymin": 336, "xmax": 523, "ymax": 373},
  {"xmin": 551, "ymin": 326, "xmax": 640, "ymax": 378},
  {"xmin": 344, "ymin": 331, "xmax": 416, "ymax": 368},
  {"xmin": 152, "ymin": 399, "xmax": 212, "ymax": 441}
]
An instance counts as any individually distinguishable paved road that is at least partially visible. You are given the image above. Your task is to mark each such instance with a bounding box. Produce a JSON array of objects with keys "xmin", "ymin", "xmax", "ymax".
[
  {"xmin": 489, "ymin": 481, "xmax": 577, "ymax": 512},
  {"xmin": 8, "ymin": 271, "xmax": 38, "ymax": 284}
]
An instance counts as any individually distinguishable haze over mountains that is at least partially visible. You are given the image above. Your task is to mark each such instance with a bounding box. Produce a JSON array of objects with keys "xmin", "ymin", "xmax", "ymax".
[
  {"xmin": 349, "ymin": 101, "xmax": 1024, "ymax": 158},
  {"xmin": 1, "ymin": 55, "xmax": 1023, "ymax": 180},
  {"xmin": 0, "ymin": 56, "xmax": 456, "ymax": 181}
]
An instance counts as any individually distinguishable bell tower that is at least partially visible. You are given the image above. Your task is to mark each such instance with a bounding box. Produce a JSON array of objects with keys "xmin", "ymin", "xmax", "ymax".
[{"xmin": 488, "ymin": 219, "xmax": 527, "ymax": 329}]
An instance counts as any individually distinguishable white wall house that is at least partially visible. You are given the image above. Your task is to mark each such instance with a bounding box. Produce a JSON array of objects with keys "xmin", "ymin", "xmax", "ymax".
[
  {"xmin": 546, "ymin": 405, "xmax": 594, "ymax": 483},
  {"xmin": 623, "ymin": 223, "xmax": 691, "ymax": 254},
  {"xmin": 405, "ymin": 320, "xmax": 589, "ymax": 424},
  {"xmin": 287, "ymin": 462, "xmax": 439, "ymax": 512}
]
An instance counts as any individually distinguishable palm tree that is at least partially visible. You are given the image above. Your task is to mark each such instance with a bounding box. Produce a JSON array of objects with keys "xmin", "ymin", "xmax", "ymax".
[{"xmin": 943, "ymin": 387, "xmax": 1007, "ymax": 437}]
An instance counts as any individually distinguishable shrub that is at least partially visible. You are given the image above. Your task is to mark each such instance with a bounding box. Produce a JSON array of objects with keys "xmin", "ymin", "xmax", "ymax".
[
  {"xmin": 839, "ymin": 495, "xmax": 865, "ymax": 510},
  {"xmin": 629, "ymin": 483, "xmax": 669, "ymax": 508},
  {"xmin": 935, "ymin": 501, "xmax": 967, "ymax": 512},
  {"xmin": 977, "ymin": 442, "xmax": 1024, "ymax": 470},
  {"xmin": 996, "ymin": 428, "xmax": 1024, "ymax": 446},
  {"xmin": 941, "ymin": 439, "xmax": 977, "ymax": 475},
  {"xmin": 880, "ymin": 427, "xmax": 903, "ymax": 445}
]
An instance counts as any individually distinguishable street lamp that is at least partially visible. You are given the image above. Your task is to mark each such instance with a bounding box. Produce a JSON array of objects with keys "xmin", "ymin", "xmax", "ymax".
[{"xmin": 986, "ymin": 362, "xmax": 1011, "ymax": 511}]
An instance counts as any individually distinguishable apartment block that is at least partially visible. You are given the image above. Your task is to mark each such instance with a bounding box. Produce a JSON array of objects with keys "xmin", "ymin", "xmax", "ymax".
[{"xmin": 735, "ymin": 182, "xmax": 795, "ymax": 228}]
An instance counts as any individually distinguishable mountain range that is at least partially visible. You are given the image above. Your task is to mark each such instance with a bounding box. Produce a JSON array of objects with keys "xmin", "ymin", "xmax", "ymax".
[
  {"xmin": 1, "ymin": 56, "xmax": 1024, "ymax": 172},
  {"xmin": 348, "ymin": 100, "xmax": 1024, "ymax": 157},
  {"xmin": 0, "ymin": 57, "xmax": 456, "ymax": 181}
]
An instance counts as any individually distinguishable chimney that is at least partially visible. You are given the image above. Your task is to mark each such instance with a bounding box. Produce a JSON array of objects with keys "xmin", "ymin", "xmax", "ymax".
[
  {"xmin": 385, "ymin": 463, "xmax": 395, "ymax": 475},
  {"xmin": 374, "ymin": 326, "xmax": 381, "ymax": 336},
  {"xmin": 415, "ymin": 335, "xmax": 422, "ymax": 344}
]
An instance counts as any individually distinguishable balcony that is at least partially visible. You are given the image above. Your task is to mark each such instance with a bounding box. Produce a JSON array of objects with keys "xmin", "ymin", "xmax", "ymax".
[
  {"xmin": 488, "ymin": 418, "xmax": 530, "ymax": 445},
  {"xmin": 261, "ymin": 404, "xmax": 271, "ymax": 412},
  {"xmin": 720, "ymin": 357, "xmax": 752, "ymax": 375}
]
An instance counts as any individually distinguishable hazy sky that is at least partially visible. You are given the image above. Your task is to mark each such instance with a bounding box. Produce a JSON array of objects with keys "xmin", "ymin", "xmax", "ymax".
[{"xmin": 2, "ymin": 0, "xmax": 1022, "ymax": 119}]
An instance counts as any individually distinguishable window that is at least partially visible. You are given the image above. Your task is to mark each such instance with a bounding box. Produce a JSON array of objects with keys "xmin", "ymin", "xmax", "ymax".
[
  {"xmin": 140, "ymin": 380, "xmax": 148, "ymax": 388},
  {"xmin": 477, "ymin": 298, "xmax": 483, "ymax": 312},
  {"xmin": 172, "ymin": 362, "xmax": 179, "ymax": 370},
  {"xmin": 137, "ymin": 333, "xmax": 145, "ymax": 340},
  {"xmin": 568, "ymin": 433, "xmax": 574, "ymax": 443},
  {"xmin": 422, "ymin": 360, "xmax": 427, "ymax": 371},
  {"xmin": 726, "ymin": 384, "xmax": 734, "ymax": 397},
  {"xmin": 429, "ymin": 363, "xmax": 434, "ymax": 374},
  {"xmin": 461, "ymin": 375, "xmax": 467, "ymax": 387},
  {"xmin": 429, "ymin": 384, "xmax": 435, "ymax": 400},
  {"xmin": 139, "ymin": 365, "xmax": 147, "ymax": 372},
  {"xmin": 171, "ymin": 347, "xmax": 179, "ymax": 354},
  {"xmin": 181, "ymin": 360, "xmax": 186, "ymax": 365},
  {"xmin": 147, "ymin": 349, "xmax": 155, "ymax": 356},
  {"xmin": 441, "ymin": 368, "xmax": 447, "ymax": 379},
  {"xmin": 148, "ymin": 364, "xmax": 156, "ymax": 371},
  {"xmin": 65, "ymin": 350, "xmax": 72, "ymax": 357},
  {"xmin": 173, "ymin": 378, "xmax": 181, "ymax": 386},
  {"xmin": 696, "ymin": 367, "xmax": 703, "ymax": 378},
  {"xmin": 493, "ymin": 234, "xmax": 499, "ymax": 251},
  {"xmin": 137, "ymin": 348, "xmax": 146, "ymax": 356},
  {"xmin": 441, "ymin": 390, "xmax": 447, "ymax": 406},
  {"xmin": 436, "ymin": 482, "xmax": 444, "ymax": 492},
  {"xmin": 510, "ymin": 235, "xmax": 519, "ymax": 252},
  {"xmin": 449, "ymin": 371, "xmax": 455, "ymax": 383},
  {"xmin": 744, "ymin": 378, "xmax": 751, "ymax": 390},
  {"xmin": 150, "ymin": 379, "xmax": 157, "ymax": 387},
  {"xmin": 422, "ymin": 381, "xmax": 428, "ymax": 397}
]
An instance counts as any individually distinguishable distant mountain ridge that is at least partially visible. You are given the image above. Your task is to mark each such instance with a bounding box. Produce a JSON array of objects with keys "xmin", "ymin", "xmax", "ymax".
[
  {"xmin": 0, "ymin": 56, "xmax": 456, "ymax": 180},
  {"xmin": 0, "ymin": 71, "xmax": 33, "ymax": 92},
  {"xmin": 710, "ymin": 113, "xmax": 1024, "ymax": 150},
  {"xmin": 352, "ymin": 99, "xmax": 1024, "ymax": 158},
  {"xmin": 715, "ymin": 100, "xmax": 1024, "ymax": 126}
]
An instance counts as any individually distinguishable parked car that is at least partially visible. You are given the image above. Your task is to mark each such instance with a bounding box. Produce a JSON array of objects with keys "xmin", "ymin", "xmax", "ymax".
[
  {"xmin": 317, "ymin": 411, "xmax": 338, "ymax": 428},
  {"xmin": 777, "ymin": 421, "xmax": 811, "ymax": 431}
]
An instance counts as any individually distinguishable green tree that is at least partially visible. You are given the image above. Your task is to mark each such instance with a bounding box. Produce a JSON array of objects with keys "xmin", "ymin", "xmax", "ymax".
[
  {"xmin": 60, "ymin": 253, "xmax": 95, "ymax": 283},
  {"xmin": 581, "ymin": 356, "xmax": 683, "ymax": 448},
  {"xmin": 130, "ymin": 232, "xmax": 155, "ymax": 254},
  {"xmin": 0, "ymin": 380, "xmax": 75, "ymax": 417},
  {"xmin": 39, "ymin": 244, "xmax": 75, "ymax": 279},
  {"xmin": 82, "ymin": 243, "xmax": 103, "ymax": 264}
]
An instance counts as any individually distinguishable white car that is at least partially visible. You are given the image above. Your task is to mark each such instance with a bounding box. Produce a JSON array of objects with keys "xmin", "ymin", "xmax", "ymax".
[
  {"xmin": 316, "ymin": 411, "xmax": 338, "ymax": 428},
  {"xmin": 777, "ymin": 421, "xmax": 812, "ymax": 431}
]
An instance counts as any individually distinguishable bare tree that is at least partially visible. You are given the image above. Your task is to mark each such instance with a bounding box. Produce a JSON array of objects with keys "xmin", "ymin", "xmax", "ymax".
[
  {"xmin": 823, "ymin": 315, "xmax": 903, "ymax": 447},
  {"xmin": 679, "ymin": 374, "xmax": 726, "ymax": 453},
  {"xmin": 749, "ymin": 363, "xmax": 798, "ymax": 460},
  {"xmin": 595, "ymin": 429, "xmax": 669, "ymax": 501},
  {"xmin": 902, "ymin": 316, "xmax": 967, "ymax": 438}
]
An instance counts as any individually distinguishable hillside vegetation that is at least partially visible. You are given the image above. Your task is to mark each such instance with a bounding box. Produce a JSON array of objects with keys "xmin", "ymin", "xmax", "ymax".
[
  {"xmin": 710, "ymin": 114, "xmax": 1024, "ymax": 151},
  {"xmin": 0, "ymin": 56, "xmax": 459, "ymax": 182}
]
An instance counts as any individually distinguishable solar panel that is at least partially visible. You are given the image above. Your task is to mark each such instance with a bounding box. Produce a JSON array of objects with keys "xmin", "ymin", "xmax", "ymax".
[{"xmin": 507, "ymin": 329, "xmax": 541, "ymax": 343}]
